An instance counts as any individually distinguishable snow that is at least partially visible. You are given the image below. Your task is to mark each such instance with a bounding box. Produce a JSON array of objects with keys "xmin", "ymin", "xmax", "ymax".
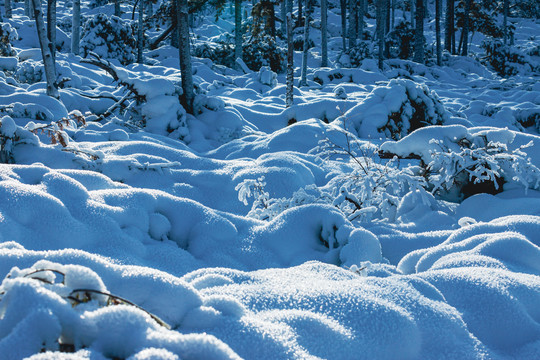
[{"xmin": 0, "ymin": 0, "xmax": 540, "ymax": 359}]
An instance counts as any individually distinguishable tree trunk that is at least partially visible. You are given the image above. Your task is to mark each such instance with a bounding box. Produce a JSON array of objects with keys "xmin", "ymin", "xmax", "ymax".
[
  {"xmin": 114, "ymin": 0, "xmax": 121, "ymax": 17},
  {"xmin": 413, "ymin": 0, "xmax": 424, "ymax": 63},
  {"xmin": 300, "ymin": 0, "xmax": 312, "ymax": 86},
  {"xmin": 280, "ymin": 0, "xmax": 286, "ymax": 33},
  {"xmin": 297, "ymin": 0, "xmax": 303, "ymax": 27},
  {"xmin": 445, "ymin": 0, "xmax": 454, "ymax": 53},
  {"xmin": 137, "ymin": 0, "xmax": 144, "ymax": 63},
  {"xmin": 340, "ymin": 0, "xmax": 346, "ymax": 50},
  {"xmin": 5, "ymin": 0, "xmax": 11, "ymax": 18},
  {"xmin": 177, "ymin": 0, "xmax": 194, "ymax": 114},
  {"xmin": 170, "ymin": 0, "xmax": 179, "ymax": 47},
  {"xmin": 391, "ymin": 0, "xmax": 395, "ymax": 29},
  {"xmin": 461, "ymin": 0, "xmax": 471, "ymax": 56},
  {"xmin": 377, "ymin": 0, "xmax": 384, "ymax": 69},
  {"xmin": 435, "ymin": 0, "xmax": 441, "ymax": 65},
  {"xmin": 348, "ymin": 0, "xmax": 357, "ymax": 49},
  {"xmin": 235, "ymin": 0, "xmax": 242, "ymax": 63},
  {"xmin": 31, "ymin": 0, "xmax": 59, "ymax": 98},
  {"xmin": 286, "ymin": 13, "xmax": 294, "ymax": 107},
  {"xmin": 503, "ymin": 0, "xmax": 509, "ymax": 45},
  {"xmin": 71, "ymin": 0, "xmax": 80, "ymax": 55},
  {"xmin": 358, "ymin": 0, "xmax": 365, "ymax": 41},
  {"xmin": 409, "ymin": 0, "xmax": 414, "ymax": 27},
  {"xmin": 385, "ymin": 0, "xmax": 390, "ymax": 34},
  {"xmin": 47, "ymin": 0, "xmax": 56, "ymax": 60},
  {"xmin": 321, "ymin": 0, "xmax": 328, "ymax": 66}
]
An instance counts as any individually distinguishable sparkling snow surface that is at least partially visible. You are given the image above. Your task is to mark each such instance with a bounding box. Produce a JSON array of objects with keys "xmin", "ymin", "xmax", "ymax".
[{"xmin": 0, "ymin": 2, "xmax": 540, "ymax": 360}]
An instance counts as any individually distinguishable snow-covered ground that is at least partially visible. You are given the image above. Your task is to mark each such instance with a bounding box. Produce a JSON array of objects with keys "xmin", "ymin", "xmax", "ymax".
[{"xmin": 0, "ymin": 1, "xmax": 540, "ymax": 359}]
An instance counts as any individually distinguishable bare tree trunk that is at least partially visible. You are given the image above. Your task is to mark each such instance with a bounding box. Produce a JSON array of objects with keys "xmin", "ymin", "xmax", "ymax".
[
  {"xmin": 503, "ymin": 0, "xmax": 509, "ymax": 45},
  {"xmin": 137, "ymin": 0, "xmax": 144, "ymax": 63},
  {"xmin": 286, "ymin": 13, "xmax": 294, "ymax": 107},
  {"xmin": 385, "ymin": 0, "xmax": 390, "ymax": 34},
  {"xmin": 321, "ymin": 0, "xmax": 328, "ymax": 66},
  {"xmin": 348, "ymin": 0, "xmax": 357, "ymax": 49},
  {"xmin": 114, "ymin": 0, "xmax": 121, "ymax": 17},
  {"xmin": 445, "ymin": 0, "xmax": 454, "ymax": 53},
  {"xmin": 297, "ymin": 0, "xmax": 303, "ymax": 26},
  {"xmin": 340, "ymin": 0, "xmax": 347, "ymax": 50},
  {"xmin": 413, "ymin": 0, "xmax": 424, "ymax": 63},
  {"xmin": 358, "ymin": 0, "xmax": 365, "ymax": 40},
  {"xmin": 47, "ymin": 0, "xmax": 56, "ymax": 60},
  {"xmin": 300, "ymin": 0, "xmax": 312, "ymax": 86},
  {"xmin": 177, "ymin": 0, "xmax": 194, "ymax": 113},
  {"xmin": 235, "ymin": 0, "xmax": 242, "ymax": 63},
  {"xmin": 377, "ymin": 0, "xmax": 384, "ymax": 69},
  {"xmin": 145, "ymin": 1, "xmax": 152, "ymax": 17},
  {"xmin": 31, "ymin": 0, "xmax": 59, "ymax": 98},
  {"xmin": 71, "ymin": 0, "xmax": 80, "ymax": 54},
  {"xmin": 5, "ymin": 0, "xmax": 11, "ymax": 18},
  {"xmin": 435, "ymin": 0, "xmax": 441, "ymax": 65},
  {"xmin": 170, "ymin": 0, "xmax": 178, "ymax": 47},
  {"xmin": 391, "ymin": 0, "xmax": 395, "ymax": 29},
  {"xmin": 280, "ymin": 0, "xmax": 286, "ymax": 33},
  {"xmin": 461, "ymin": 0, "xmax": 471, "ymax": 56},
  {"xmin": 409, "ymin": 0, "xmax": 414, "ymax": 27}
]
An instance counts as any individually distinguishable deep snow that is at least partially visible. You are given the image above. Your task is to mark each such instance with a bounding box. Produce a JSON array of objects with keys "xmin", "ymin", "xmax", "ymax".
[{"xmin": 0, "ymin": 0, "xmax": 540, "ymax": 359}]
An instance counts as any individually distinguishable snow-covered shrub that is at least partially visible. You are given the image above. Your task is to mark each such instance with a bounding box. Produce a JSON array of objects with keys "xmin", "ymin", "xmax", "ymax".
[
  {"xmin": 385, "ymin": 21, "xmax": 414, "ymax": 60},
  {"xmin": 242, "ymin": 34, "xmax": 285, "ymax": 73},
  {"xmin": 334, "ymin": 79, "xmax": 447, "ymax": 140},
  {"xmin": 81, "ymin": 14, "xmax": 137, "ymax": 65},
  {"xmin": 481, "ymin": 38, "xmax": 536, "ymax": 76},
  {"xmin": 14, "ymin": 59, "xmax": 44, "ymax": 83},
  {"xmin": 343, "ymin": 42, "xmax": 373, "ymax": 68},
  {"xmin": 0, "ymin": 23, "xmax": 18, "ymax": 57},
  {"xmin": 427, "ymin": 137, "xmax": 540, "ymax": 201},
  {"xmin": 238, "ymin": 137, "xmax": 428, "ymax": 223},
  {"xmin": 258, "ymin": 66, "xmax": 277, "ymax": 87},
  {"xmin": 192, "ymin": 42, "xmax": 236, "ymax": 69},
  {"xmin": 512, "ymin": 0, "xmax": 540, "ymax": 18}
]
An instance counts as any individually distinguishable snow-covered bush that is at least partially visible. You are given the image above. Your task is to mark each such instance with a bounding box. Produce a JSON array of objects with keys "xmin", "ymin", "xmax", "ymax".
[
  {"xmin": 0, "ymin": 23, "xmax": 18, "ymax": 57},
  {"xmin": 512, "ymin": 0, "xmax": 540, "ymax": 18},
  {"xmin": 342, "ymin": 41, "xmax": 373, "ymax": 68},
  {"xmin": 238, "ymin": 136, "xmax": 428, "ymax": 223},
  {"xmin": 81, "ymin": 14, "xmax": 137, "ymax": 65},
  {"xmin": 242, "ymin": 34, "xmax": 285, "ymax": 73},
  {"xmin": 192, "ymin": 42, "xmax": 236, "ymax": 69},
  {"xmin": 427, "ymin": 137, "xmax": 540, "ymax": 201},
  {"xmin": 334, "ymin": 79, "xmax": 447, "ymax": 140},
  {"xmin": 385, "ymin": 21, "xmax": 414, "ymax": 60},
  {"xmin": 14, "ymin": 60, "xmax": 44, "ymax": 83},
  {"xmin": 481, "ymin": 38, "xmax": 536, "ymax": 76}
]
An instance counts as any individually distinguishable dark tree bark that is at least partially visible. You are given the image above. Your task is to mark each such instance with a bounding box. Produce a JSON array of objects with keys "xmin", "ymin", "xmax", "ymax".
[
  {"xmin": 170, "ymin": 0, "xmax": 179, "ymax": 47},
  {"xmin": 176, "ymin": 0, "xmax": 194, "ymax": 113},
  {"xmin": 461, "ymin": 0, "xmax": 472, "ymax": 56},
  {"xmin": 137, "ymin": 0, "xmax": 144, "ymax": 63},
  {"xmin": 47, "ymin": 0, "xmax": 56, "ymax": 60},
  {"xmin": 297, "ymin": 0, "xmax": 303, "ymax": 26},
  {"xmin": 71, "ymin": 0, "xmax": 80, "ymax": 54},
  {"xmin": 114, "ymin": 0, "xmax": 121, "ymax": 17},
  {"xmin": 321, "ymin": 0, "xmax": 328, "ymax": 66},
  {"xmin": 5, "ymin": 0, "xmax": 11, "ymax": 18},
  {"xmin": 435, "ymin": 0, "xmax": 441, "ymax": 65},
  {"xmin": 31, "ymin": 0, "xmax": 59, "ymax": 98},
  {"xmin": 445, "ymin": 0, "xmax": 454, "ymax": 53},
  {"xmin": 348, "ymin": 0, "xmax": 358, "ymax": 49},
  {"xmin": 413, "ymin": 0, "xmax": 424, "ymax": 63},
  {"xmin": 377, "ymin": 0, "xmax": 384, "ymax": 69},
  {"xmin": 235, "ymin": 0, "xmax": 242, "ymax": 62},
  {"xmin": 340, "ymin": 0, "xmax": 347, "ymax": 50},
  {"xmin": 300, "ymin": 0, "xmax": 312, "ymax": 86},
  {"xmin": 503, "ymin": 0, "xmax": 509, "ymax": 45},
  {"xmin": 358, "ymin": 0, "xmax": 365, "ymax": 41},
  {"xmin": 286, "ymin": 12, "xmax": 294, "ymax": 107}
]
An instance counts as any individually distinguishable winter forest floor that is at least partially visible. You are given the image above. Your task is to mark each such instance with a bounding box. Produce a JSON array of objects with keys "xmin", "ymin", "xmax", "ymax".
[{"xmin": 0, "ymin": 0, "xmax": 540, "ymax": 359}]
